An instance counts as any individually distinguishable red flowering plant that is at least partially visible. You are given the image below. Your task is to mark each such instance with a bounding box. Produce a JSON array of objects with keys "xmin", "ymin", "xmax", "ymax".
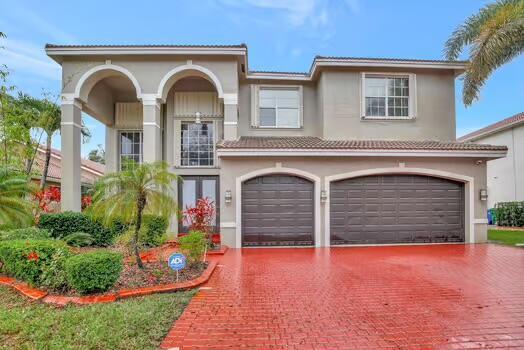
[
  {"xmin": 33, "ymin": 186, "xmax": 61, "ymax": 220},
  {"xmin": 26, "ymin": 251, "xmax": 39, "ymax": 262},
  {"xmin": 182, "ymin": 197, "xmax": 217, "ymax": 249},
  {"xmin": 81, "ymin": 195, "xmax": 92, "ymax": 210}
]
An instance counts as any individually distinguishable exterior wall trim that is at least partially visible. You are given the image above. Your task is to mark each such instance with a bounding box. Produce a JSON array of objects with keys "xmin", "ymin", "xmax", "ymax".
[
  {"xmin": 73, "ymin": 64, "xmax": 143, "ymax": 102},
  {"xmin": 235, "ymin": 167, "xmax": 322, "ymax": 248},
  {"xmin": 156, "ymin": 63, "xmax": 225, "ymax": 102},
  {"xmin": 323, "ymin": 167, "xmax": 475, "ymax": 246},
  {"xmin": 217, "ymin": 149, "xmax": 507, "ymax": 158}
]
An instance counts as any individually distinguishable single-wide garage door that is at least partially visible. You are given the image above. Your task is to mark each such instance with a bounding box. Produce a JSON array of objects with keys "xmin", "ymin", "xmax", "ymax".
[
  {"xmin": 330, "ymin": 174, "xmax": 465, "ymax": 245},
  {"xmin": 242, "ymin": 175, "xmax": 314, "ymax": 247}
]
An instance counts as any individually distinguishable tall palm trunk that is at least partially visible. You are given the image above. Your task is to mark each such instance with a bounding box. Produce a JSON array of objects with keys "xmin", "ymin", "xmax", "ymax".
[
  {"xmin": 134, "ymin": 194, "xmax": 146, "ymax": 268},
  {"xmin": 40, "ymin": 133, "xmax": 52, "ymax": 190}
]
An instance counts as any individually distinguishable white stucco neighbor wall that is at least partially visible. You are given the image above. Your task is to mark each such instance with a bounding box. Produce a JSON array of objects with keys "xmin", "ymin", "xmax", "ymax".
[{"xmin": 472, "ymin": 124, "xmax": 524, "ymax": 208}]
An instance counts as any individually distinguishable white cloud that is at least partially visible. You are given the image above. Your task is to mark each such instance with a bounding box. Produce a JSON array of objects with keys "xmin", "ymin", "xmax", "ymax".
[
  {"xmin": 220, "ymin": 0, "xmax": 358, "ymax": 28},
  {"xmin": 5, "ymin": 4, "xmax": 77, "ymax": 44},
  {"xmin": 0, "ymin": 39, "xmax": 61, "ymax": 81}
]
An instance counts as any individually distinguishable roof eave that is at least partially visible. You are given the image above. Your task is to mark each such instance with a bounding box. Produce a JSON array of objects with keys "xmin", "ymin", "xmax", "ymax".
[
  {"xmin": 458, "ymin": 119, "xmax": 524, "ymax": 142},
  {"xmin": 45, "ymin": 45, "xmax": 248, "ymax": 64},
  {"xmin": 217, "ymin": 148, "xmax": 507, "ymax": 159}
]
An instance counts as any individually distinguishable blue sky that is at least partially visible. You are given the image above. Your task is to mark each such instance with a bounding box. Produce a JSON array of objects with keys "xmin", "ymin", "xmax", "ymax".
[{"xmin": 1, "ymin": 0, "xmax": 522, "ymax": 157}]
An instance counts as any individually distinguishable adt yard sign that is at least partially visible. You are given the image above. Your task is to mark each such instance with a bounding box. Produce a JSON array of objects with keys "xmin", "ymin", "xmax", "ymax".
[{"xmin": 168, "ymin": 253, "xmax": 186, "ymax": 271}]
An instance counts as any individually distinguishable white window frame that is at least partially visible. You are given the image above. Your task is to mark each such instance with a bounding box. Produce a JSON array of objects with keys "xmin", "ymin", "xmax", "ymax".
[
  {"xmin": 179, "ymin": 120, "xmax": 217, "ymax": 168},
  {"xmin": 251, "ymin": 85, "xmax": 303, "ymax": 129},
  {"xmin": 118, "ymin": 130, "xmax": 143, "ymax": 170},
  {"xmin": 360, "ymin": 72, "xmax": 417, "ymax": 120}
]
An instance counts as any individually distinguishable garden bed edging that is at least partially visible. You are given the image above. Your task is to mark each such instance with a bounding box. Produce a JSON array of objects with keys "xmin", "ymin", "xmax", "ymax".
[{"xmin": 0, "ymin": 260, "xmax": 217, "ymax": 306}]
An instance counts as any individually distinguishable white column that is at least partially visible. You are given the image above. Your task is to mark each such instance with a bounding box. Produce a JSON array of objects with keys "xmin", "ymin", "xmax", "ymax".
[
  {"xmin": 104, "ymin": 125, "xmax": 118, "ymax": 173},
  {"xmin": 142, "ymin": 97, "xmax": 162, "ymax": 163},
  {"xmin": 60, "ymin": 98, "xmax": 82, "ymax": 212},
  {"xmin": 223, "ymin": 93, "xmax": 238, "ymax": 140}
]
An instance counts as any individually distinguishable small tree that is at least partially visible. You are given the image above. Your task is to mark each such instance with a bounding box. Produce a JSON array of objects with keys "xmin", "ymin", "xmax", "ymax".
[
  {"xmin": 90, "ymin": 161, "xmax": 179, "ymax": 268},
  {"xmin": 87, "ymin": 144, "xmax": 105, "ymax": 165}
]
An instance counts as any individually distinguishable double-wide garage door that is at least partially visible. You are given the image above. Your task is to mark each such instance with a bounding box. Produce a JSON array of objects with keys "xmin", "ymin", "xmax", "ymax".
[
  {"xmin": 241, "ymin": 174, "xmax": 465, "ymax": 247},
  {"xmin": 330, "ymin": 175, "xmax": 465, "ymax": 244}
]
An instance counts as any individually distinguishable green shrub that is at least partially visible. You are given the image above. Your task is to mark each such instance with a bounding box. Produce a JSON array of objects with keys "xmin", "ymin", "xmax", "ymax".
[
  {"xmin": 142, "ymin": 215, "xmax": 168, "ymax": 247},
  {"xmin": 63, "ymin": 232, "xmax": 95, "ymax": 247},
  {"xmin": 38, "ymin": 212, "xmax": 117, "ymax": 246},
  {"xmin": 0, "ymin": 227, "xmax": 51, "ymax": 241},
  {"xmin": 0, "ymin": 240, "xmax": 71, "ymax": 286},
  {"xmin": 64, "ymin": 251, "xmax": 123, "ymax": 294},
  {"xmin": 178, "ymin": 231, "xmax": 206, "ymax": 265},
  {"xmin": 40, "ymin": 249, "xmax": 70, "ymax": 292},
  {"xmin": 494, "ymin": 201, "xmax": 524, "ymax": 227},
  {"xmin": 111, "ymin": 215, "xmax": 168, "ymax": 248}
]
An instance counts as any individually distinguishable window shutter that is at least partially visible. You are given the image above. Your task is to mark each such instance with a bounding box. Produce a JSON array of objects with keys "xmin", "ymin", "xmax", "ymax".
[
  {"xmin": 409, "ymin": 73, "xmax": 417, "ymax": 118},
  {"xmin": 250, "ymin": 85, "xmax": 259, "ymax": 127}
]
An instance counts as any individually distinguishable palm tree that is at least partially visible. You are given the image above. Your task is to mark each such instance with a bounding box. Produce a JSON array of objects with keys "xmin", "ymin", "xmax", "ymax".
[
  {"xmin": 90, "ymin": 161, "xmax": 179, "ymax": 268},
  {"xmin": 0, "ymin": 168, "xmax": 34, "ymax": 228},
  {"xmin": 444, "ymin": 0, "xmax": 524, "ymax": 106}
]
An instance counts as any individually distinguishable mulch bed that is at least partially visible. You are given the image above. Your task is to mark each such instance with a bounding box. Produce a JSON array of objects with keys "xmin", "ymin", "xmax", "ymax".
[{"xmin": 112, "ymin": 261, "xmax": 208, "ymax": 290}]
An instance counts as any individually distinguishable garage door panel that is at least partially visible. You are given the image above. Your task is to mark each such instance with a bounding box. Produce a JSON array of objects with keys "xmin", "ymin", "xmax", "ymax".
[
  {"xmin": 330, "ymin": 174, "xmax": 465, "ymax": 245},
  {"xmin": 242, "ymin": 174, "xmax": 314, "ymax": 247}
]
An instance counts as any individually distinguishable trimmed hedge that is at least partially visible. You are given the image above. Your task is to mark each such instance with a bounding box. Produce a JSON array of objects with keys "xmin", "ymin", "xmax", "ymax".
[
  {"xmin": 494, "ymin": 201, "xmax": 524, "ymax": 227},
  {"xmin": 0, "ymin": 240, "xmax": 71, "ymax": 286},
  {"xmin": 0, "ymin": 227, "xmax": 51, "ymax": 241},
  {"xmin": 64, "ymin": 251, "xmax": 123, "ymax": 294},
  {"xmin": 38, "ymin": 212, "xmax": 121, "ymax": 246}
]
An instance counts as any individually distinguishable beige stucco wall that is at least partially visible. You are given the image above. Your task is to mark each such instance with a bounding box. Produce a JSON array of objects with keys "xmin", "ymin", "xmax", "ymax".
[
  {"xmin": 318, "ymin": 69, "xmax": 456, "ymax": 141},
  {"xmin": 218, "ymin": 156, "xmax": 488, "ymax": 248},
  {"xmin": 472, "ymin": 124, "xmax": 524, "ymax": 208}
]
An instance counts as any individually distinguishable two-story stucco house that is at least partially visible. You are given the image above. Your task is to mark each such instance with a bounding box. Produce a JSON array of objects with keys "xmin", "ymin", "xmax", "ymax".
[
  {"xmin": 458, "ymin": 112, "xmax": 524, "ymax": 209},
  {"xmin": 45, "ymin": 44, "xmax": 507, "ymax": 248}
]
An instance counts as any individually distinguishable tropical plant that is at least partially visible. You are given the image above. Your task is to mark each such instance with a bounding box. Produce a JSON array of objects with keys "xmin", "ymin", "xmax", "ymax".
[
  {"xmin": 178, "ymin": 230, "xmax": 207, "ymax": 265},
  {"xmin": 444, "ymin": 0, "xmax": 524, "ymax": 105},
  {"xmin": 90, "ymin": 161, "xmax": 178, "ymax": 268},
  {"xmin": 0, "ymin": 168, "xmax": 34, "ymax": 228},
  {"xmin": 183, "ymin": 197, "xmax": 216, "ymax": 248}
]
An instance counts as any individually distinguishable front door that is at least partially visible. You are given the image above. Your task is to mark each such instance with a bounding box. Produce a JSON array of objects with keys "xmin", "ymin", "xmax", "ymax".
[{"xmin": 178, "ymin": 176, "xmax": 219, "ymax": 233}]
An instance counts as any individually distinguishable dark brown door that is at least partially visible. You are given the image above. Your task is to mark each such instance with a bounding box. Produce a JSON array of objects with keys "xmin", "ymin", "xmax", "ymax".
[
  {"xmin": 242, "ymin": 174, "xmax": 314, "ymax": 247},
  {"xmin": 330, "ymin": 174, "xmax": 465, "ymax": 245}
]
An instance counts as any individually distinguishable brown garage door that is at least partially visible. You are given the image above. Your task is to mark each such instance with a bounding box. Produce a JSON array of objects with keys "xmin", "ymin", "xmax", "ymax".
[
  {"xmin": 330, "ymin": 174, "xmax": 465, "ymax": 245},
  {"xmin": 242, "ymin": 175, "xmax": 314, "ymax": 247}
]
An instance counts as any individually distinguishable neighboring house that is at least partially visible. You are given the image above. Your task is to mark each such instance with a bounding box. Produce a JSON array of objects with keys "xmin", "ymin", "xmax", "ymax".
[
  {"xmin": 33, "ymin": 147, "xmax": 105, "ymax": 190},
  {"xmin": 458, "ymin": 112, "xmax": 524, "ymax": 209},
  {"xmin": 46, "ymin": 44, "xmax": 507, "ymax": 248}
]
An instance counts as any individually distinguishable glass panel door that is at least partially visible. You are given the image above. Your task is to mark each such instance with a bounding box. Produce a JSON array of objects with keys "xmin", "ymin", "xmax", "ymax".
[{"xmin": 178, "ymin": 176, "xmax": 219, "ymax": 233}]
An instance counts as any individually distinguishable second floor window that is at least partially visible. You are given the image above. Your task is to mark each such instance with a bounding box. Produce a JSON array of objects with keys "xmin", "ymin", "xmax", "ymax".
[
  {"xmin": 258, "ymin": 87, "xmax": 301, "ymax": 128},
  {"xmin": 181, "ymin": 122, "xmax": 214, "ymax": 167},
  {"xmin": 364, "ymin": 74, "xmax": 413, "ymax": 118},
  {"xmin": 119, "ymin": 131, "xmax": 142, "ymax": 170}
]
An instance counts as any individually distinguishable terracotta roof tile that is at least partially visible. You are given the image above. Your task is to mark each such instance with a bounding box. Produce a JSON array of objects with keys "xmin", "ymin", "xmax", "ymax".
[
  {"xmin": 315, "ymin": 56, "xmax": 468, "ymax": 64},
  {"xmin": 217, "ymin": 136, "xmax": 507, "ymax": 152},
  {"xmin": 457, "ymin": 112, "xmax": 524, "ymax": 142}
]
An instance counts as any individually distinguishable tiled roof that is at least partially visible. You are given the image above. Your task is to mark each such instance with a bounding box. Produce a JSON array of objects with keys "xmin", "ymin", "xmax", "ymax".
[
  {"xmin": 218, "ymin": 136, "xmax": 507, "ymax": 152},
  {"xmin": 34, "ymin": 148, "xmax": 105, "ymax": 185},
  {"xmin": 457, "ymin": 112, "xmax": 524, "ymax": 142},
  {"xmin": 45, "ymin": 43, "xmax": 247, "ymax": 49},
  {"xmin": 315, "ymin": 56, "xmax": 468, "ymax": 64}
]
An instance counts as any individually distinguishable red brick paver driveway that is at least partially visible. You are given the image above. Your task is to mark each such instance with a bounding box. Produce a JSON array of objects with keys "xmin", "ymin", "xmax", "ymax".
[{"xmin": 161, "ymin": 245, "xmax": 524, "ymax": 349}]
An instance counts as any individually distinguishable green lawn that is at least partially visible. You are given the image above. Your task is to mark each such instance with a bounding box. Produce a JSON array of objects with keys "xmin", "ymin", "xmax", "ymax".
[
  {"xmin": 488, "ymin": 229, "xmax": 524, "ymax": 246},
  {"xmin": 0, "ymin": 286, "xmax": 195, "ymax": 350}
]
